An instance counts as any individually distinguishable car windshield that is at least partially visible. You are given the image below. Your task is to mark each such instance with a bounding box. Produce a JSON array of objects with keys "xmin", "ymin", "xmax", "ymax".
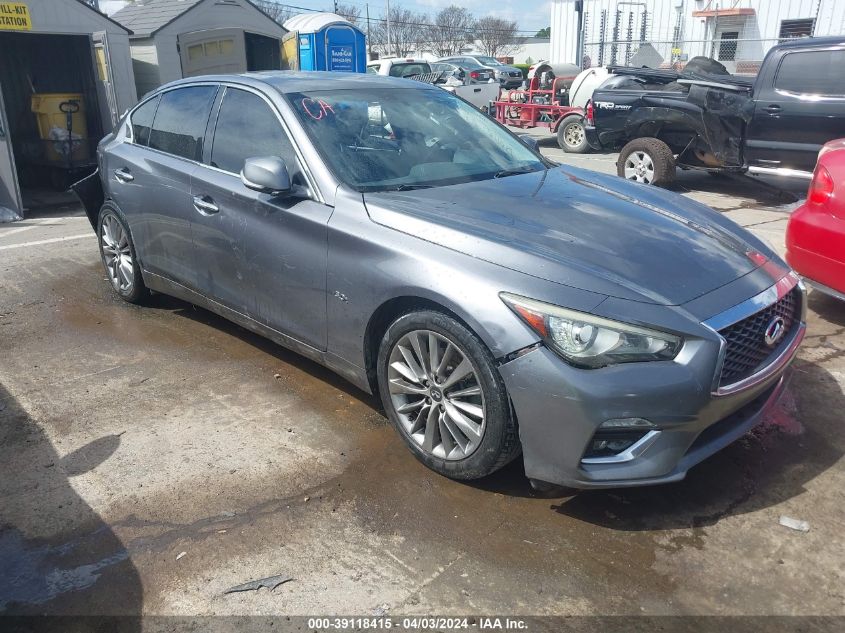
[
  {"xmin": 286, "ymin": 87, "xmax": 547, "ymax": 192},
  {"xmin": 477, "ymin": 56, "xmax": 503, "ymax": 66}
]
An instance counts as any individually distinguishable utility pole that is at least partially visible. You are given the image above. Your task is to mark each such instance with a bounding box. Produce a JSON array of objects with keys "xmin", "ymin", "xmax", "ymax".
[
  {"xmin": 386, "ymin": 0, "xmax": 392, "ymax": 57},
  {"xmin": 366, "ymin": 3, "xmax": 372, "ymax": 60},
  {"xmin": 334, "ymin": 0, "xmax": 338, "ymax": 13}
]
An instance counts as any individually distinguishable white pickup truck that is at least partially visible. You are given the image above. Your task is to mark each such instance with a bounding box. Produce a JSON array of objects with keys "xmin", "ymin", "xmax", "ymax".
[{"xmin": 366, "ymin": 58, "xmax": 500, "ymax": 111}]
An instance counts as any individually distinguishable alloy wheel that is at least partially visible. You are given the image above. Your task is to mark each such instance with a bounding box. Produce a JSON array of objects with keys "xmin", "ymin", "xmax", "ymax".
[
  {"xmin": 101, "ymin": 214, "xmax": 133, "ymax": 293},
  {"xmin": 623, "ymin": 150, "xmax": 655, "ymax": 183},
  {"xmin": 387, "ymin": 329, "xmax": 486, "ymax": 460}
]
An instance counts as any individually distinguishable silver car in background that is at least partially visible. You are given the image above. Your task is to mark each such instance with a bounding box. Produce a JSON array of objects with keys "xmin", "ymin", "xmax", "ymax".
[
  {"xmin": 74, "ymin": 72, "xmax": 805, "ymax": 490},
  {"xmin": 439, "ymin": 55, "xmax": 525, "ymax": 88}
]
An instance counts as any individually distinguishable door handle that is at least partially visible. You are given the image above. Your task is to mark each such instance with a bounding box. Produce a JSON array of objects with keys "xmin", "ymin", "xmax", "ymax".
[
  {"xmin": 113, "ymin": 168, "xmax": 133, "ymax": 183},
  {"xmin": 764, "ymin": 104, "xmax": 782, "ymax": 114},
  {"xmin": 192, "ymin": 195, "xmax": 219, "ymax": 215}
]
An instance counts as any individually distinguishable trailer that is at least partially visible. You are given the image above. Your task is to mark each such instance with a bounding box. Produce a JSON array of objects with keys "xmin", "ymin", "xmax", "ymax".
[{"xmin": 493, "ymin": 62, "xmax": 597, "ymax": 153}]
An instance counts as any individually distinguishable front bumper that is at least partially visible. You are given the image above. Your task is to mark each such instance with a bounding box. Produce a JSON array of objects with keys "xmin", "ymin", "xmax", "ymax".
[{"xmin": 499, "ymin": 284, "xmax": 805, "ymax": 489}]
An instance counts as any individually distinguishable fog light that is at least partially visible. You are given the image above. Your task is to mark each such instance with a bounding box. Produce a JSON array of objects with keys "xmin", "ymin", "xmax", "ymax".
[
  {"xmin": 584, "ymin": 431, "xmax": 646, "ymax": 459},
  {"xmin": 600, "ymin": 417, "xmax": 656, "ymax": 429}
]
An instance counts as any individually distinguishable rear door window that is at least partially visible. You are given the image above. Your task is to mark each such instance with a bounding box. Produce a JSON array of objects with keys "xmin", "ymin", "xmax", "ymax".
[
  {"xmin": 210, "ymin": 87, "xmax": 299, "ymax": 177},
  {"xmin": 388, "ymin": 63, "xmax": 430, "ymax": 78},
  {"xmin": 130, "ymin": 95, "xmax": 159, "ymax": 146},
  {"xmin": 148, "ymin": 85, "xmax": 217, "ymax": 161},
  {"xmin": 775, "ymin": 50, "xmax": 845, "ymax": 96}
]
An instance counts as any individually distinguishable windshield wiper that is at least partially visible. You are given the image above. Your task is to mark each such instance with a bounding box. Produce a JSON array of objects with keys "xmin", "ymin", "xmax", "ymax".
[
  {"xmin": 494, "ymin": 167, "xmax": 537, "ymax": 178},
  {"xmin": 392, "ymin": 183, "xmax": 433, "ymax": 191}
]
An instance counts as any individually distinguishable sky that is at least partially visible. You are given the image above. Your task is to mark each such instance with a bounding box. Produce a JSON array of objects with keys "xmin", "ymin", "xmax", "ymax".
[
  {"xmin": 99, "ymin": 0, "xmax": 553, "ymax": 38},
  {"xmin": 346, "ymin": 0, "xmax": 553, "ymax": 36}
]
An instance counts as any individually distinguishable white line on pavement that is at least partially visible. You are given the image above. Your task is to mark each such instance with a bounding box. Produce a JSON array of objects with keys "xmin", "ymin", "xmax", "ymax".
[
  {"xmin": 0, "ymin": 233, "xmax": 94, "ymax": 251},
  {"xmin": 0, "ymin": 217, "xmax": 78, "ymax": 239}
]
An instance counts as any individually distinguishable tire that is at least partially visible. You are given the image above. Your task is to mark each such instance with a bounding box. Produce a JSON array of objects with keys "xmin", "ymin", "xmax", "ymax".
[
  {"xmin": 617, "ymin": 137, "xmax": 676, "ymax": 186},
  {"xmin": 97, "ymin": 204, "xmax": 148, "ymax": 304},
  {"xmin": 557, "ymin": 116, "xmax": 589, "ymax": 153},
  {"xmin": 376, "ymin": 310, "xmax": 520, "ymax": 480}
]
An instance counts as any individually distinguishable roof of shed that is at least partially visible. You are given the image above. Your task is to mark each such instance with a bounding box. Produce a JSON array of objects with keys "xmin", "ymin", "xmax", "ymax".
[
  {"xmin": 111, "ymin": 0, "xmax": 281, "ymax": 38},
  {"xmin": 111, "ymin": 0, "xmax": 203, "ymax": 37}
]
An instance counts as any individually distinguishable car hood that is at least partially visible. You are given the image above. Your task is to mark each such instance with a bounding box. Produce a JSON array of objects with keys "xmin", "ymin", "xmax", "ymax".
[{"xmin": 363, "ymin": 166, "xmax": 770, "ymax": 305}]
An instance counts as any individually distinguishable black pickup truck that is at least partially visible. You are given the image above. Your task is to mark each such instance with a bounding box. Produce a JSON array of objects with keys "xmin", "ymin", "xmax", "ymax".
[{"xmin": 585, "ymin": 36, "xmax": 845, "ymax": 185}]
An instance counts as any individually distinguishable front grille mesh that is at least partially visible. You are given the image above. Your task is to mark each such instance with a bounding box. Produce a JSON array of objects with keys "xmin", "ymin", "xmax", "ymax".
[{"xmin": 718, "ymin": 288, "xmax": 799, "ymax": 387}]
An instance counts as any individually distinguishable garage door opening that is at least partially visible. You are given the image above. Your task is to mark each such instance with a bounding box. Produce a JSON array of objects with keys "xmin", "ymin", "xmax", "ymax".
[
  {"xmin": 245, "ymin": 32, "xmax": 281, "ymax": 71},
  {"xmin": 0, "ymin": 32, "xmax": 105, "ymax": 216}
]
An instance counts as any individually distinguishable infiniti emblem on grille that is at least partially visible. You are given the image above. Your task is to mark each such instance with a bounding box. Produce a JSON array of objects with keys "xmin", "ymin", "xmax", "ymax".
[{"xmin": 764, "ymin": 316, "xmax": 786, "ymax": 347}]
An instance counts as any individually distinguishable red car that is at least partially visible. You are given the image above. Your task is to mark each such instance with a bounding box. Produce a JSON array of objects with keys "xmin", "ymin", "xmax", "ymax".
[{"xmin": 786, "ymin": 139, "xmax": 845, "ymax": 301}]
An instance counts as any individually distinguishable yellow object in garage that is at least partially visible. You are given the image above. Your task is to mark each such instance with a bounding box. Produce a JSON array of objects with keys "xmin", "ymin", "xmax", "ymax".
[{"xmin": 31, "ymin": 93, "xmax": 87, "ymax": 162}]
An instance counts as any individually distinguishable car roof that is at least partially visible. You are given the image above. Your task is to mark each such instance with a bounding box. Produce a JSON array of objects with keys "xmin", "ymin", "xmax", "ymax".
[
  {"xmin": 773, "ymin": 35, "xmax": 845, "ymax": 50},
  {"xmin": 151, "ymin": 71, "xmax": 439, "ymax": 96}
]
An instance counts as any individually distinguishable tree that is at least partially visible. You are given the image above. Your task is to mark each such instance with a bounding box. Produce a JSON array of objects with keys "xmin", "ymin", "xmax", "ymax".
[
  {"xmin": 424, "ymin": 6, "xmax": 475, "ymax": 57},
  {"xmin": 536, "ymin": 27, "xmax": 551, "ymax": 38},
  {"xmin": 255, "ymin": 0, "xmax": 297, "ymax": 25},
  {"xmin": 370, "ymin": 7, "xmax": 428, "ymax": 57},
  {"xmin": 474, "ymin": 17, "xmax": 523, "ymax": 58},
  {"xmin": 335, "ymin": 3, "xmax": 361, "ymax": 25}
]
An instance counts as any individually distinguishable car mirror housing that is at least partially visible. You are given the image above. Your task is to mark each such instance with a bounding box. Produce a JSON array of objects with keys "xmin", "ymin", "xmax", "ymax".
[{"xmin": 241, "ymin": 156, "xmax": 292, "ymax": 194}]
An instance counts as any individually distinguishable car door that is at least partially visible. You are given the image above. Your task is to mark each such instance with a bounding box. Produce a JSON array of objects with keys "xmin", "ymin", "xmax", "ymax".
[
  {"xmin": 745, "ymin": 47, "xmax": 845, "ymax": 172},
  {"xmin": 125, "ymin": 85, "xmax": 217, "ymax": 284},
  {"xmin": 190, "ymin": 86, "xmax": 332, "ymax": 351},
  {"xmin": 105, "ymin": 93, "xmax": 159, "ymax": 244},
  {"xmin": 0, "ymin": 81, "xmax": 22, "ymax": 218}
]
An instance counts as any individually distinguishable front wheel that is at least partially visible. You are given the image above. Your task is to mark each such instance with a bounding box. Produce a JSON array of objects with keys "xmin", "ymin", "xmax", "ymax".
[
  {"xmin": 617, "ymin": 137, "xmax": 676, "ymax": 186},
  {"xmin": 557, "ymin": 117, "xmax": 589, "ymax": 153},
  {"xmin": 377, "ymin": 310, "xmax": 520, "ymax": 480}
]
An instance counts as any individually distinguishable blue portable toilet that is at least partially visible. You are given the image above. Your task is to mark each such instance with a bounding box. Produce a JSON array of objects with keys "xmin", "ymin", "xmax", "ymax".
[{"xmin": 283, "ymin": 13, "xmax": 366, "ymax": 73}]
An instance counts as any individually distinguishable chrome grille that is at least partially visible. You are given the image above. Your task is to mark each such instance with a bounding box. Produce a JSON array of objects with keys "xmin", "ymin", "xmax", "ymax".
[{"xmin": 718, "ymin": 288, "xmax": 800, "ymax": 387}]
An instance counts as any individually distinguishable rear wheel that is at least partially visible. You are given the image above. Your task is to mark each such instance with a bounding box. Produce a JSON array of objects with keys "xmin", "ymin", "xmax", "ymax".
[
  {"xmin": 98, "ymin": 205, "xmax": 148, "ymax": 304},
  {"xmin": 557, "ymin": 116, "xmax": 589, "ymax": 153},
  {"xmin": 617, "ymin": 137, "xmax": 676, "ymax": 186},
  {"xmin": 377, "ymin": 310, "xmax": 519, "ymax": 480}
]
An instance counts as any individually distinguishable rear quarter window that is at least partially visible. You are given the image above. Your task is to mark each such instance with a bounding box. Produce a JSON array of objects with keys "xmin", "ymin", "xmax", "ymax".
[
  {"xmin": 775, "ymin": 50, "xmax": 845, "ymax": 96},
  {"xmin": 130, "ymin": 95, "xmax": 159, "ymax": 146}
]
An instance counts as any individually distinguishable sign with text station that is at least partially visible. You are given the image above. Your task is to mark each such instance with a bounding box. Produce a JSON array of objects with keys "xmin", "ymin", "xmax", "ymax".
[
  {"xmin": 0, "ymin": 3, "xmax": 30, "ymax": 30},
  {"xmin": 329, "ymin": 45, "xmax": 354, "ymax": 72}
]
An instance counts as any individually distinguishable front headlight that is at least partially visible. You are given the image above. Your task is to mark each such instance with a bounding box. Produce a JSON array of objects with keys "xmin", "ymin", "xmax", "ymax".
[{"xmin": 500, "ymin": 293, "xmax": 682, "ymax": 369}]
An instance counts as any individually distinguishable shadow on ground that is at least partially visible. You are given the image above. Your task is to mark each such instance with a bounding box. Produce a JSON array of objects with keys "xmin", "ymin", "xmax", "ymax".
[{"xmin": 0, "ymin": 381, "xmax": 143, "ymax": 620}]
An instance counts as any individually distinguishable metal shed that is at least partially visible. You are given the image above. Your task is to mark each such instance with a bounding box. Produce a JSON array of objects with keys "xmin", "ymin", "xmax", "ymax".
[
  {"xmin": 0, "ymin": 0, "xmax": 137, "ymax": 221},
  {"xmin": 112, "ymin": 0, "xmax": 288, "ymax": 99},
  {"xmin": 282, "ymin": 13, "xmax": 365, "ymax": 73}
]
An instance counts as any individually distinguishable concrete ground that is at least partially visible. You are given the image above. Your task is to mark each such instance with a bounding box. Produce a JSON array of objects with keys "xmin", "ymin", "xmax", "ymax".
[{"xmin": 1, "ymin": 145, "xmax": 843, "ymax": 620}]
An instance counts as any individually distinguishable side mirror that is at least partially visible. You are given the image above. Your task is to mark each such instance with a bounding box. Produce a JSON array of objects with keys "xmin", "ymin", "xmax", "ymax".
[
  {"xmin": 241, "ymin": 156, "xmax": 291, "ymax": 194},
  {"xmin": 519, "ymin": 134, "xmax": 539, "ymax": 151}
]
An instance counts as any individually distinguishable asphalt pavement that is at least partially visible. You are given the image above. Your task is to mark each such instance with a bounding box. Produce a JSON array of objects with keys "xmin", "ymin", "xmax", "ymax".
[{"xmin": 0, "ymin": 147, "xmax": 843, "ymax": 620}]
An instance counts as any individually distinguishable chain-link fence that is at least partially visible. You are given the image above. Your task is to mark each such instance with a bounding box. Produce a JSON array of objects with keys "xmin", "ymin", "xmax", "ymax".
[
  {"xmin": 568, "ymin": 0, "xmax": 845, "ymax": 76},
  {"xmin": 582, "ymin": 37, "xmax": 783, "ymax": 75}
]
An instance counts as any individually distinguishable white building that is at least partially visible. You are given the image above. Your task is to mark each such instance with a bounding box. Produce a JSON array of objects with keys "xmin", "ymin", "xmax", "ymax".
[{"xmin": 550, "ymin": 0, "xmax": 845, "ymax": 72}]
